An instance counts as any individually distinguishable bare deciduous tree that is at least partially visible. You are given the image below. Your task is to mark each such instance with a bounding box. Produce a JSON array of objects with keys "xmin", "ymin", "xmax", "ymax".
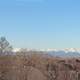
[{"xmin": 0, "ymin": 37, "xmax": 12, "ymax": 55}]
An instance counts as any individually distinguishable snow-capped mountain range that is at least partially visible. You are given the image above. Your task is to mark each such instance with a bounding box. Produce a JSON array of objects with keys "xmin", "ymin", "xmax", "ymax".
[
  {"xmin": 13, "ymin": 48, "xmax": 80, "ymax": 52},
  {"xmin": 46, "ymin": 48, "xmax": 80, "ymax": 53},
  {"xmin": 12, "ymin": 48, "xmax": 80, "ymax": 57},
  {"xmin": 46, "ymin": 48, "xmax": 80, "ymax": 57}
]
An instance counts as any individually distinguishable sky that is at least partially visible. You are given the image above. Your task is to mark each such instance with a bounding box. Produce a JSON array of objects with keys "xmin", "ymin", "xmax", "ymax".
[{"xmin": 0, "ymin": 0, "xmax": 80, "ymax": 49}]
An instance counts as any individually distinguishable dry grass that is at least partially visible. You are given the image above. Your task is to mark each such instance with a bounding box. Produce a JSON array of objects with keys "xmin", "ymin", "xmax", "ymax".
[{"xmin": 0, "ymin": 52, "xmax": 80, "ymax": 80}]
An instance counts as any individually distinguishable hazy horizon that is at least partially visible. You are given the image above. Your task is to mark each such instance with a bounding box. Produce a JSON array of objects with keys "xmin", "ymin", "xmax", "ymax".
[{"xmin": 0, "ymin": 0, "xmax": 80, "ymax": 49}]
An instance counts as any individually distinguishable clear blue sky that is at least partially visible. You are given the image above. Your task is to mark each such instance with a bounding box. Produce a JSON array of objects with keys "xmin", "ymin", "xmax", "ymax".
[{"xmin": 0, "ymin": 0, "xmax": 80, "ymax": 49}]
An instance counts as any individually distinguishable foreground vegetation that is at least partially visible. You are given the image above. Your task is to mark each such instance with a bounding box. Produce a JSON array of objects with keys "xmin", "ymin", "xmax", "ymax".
[
  {"xmin": 0, "ymin": 37, "xmax": 80, "ymax": 80},
  {"xmin": 0, "ymin": 53, "xmax": 80, "ymax": 80}
]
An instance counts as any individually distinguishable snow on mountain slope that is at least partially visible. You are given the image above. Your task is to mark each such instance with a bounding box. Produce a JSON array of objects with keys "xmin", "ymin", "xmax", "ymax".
[{"xmin": 12, "ymin": 48, "xmax": 21, "ymax": 52}]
